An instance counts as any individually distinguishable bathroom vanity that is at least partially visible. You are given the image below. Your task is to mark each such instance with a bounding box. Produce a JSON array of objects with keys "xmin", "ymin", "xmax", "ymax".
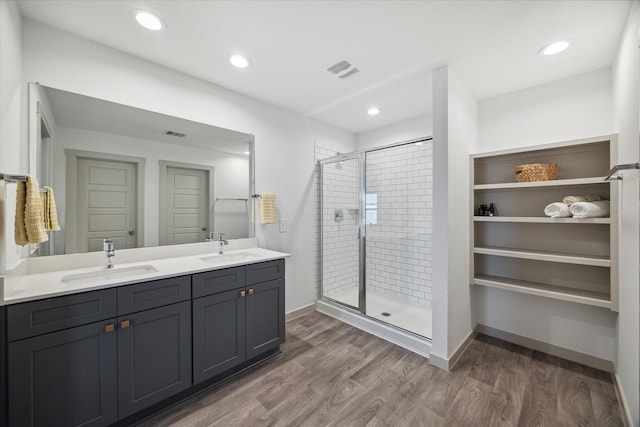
[{"xmin": 0, "ymin": 246, "xmax": 287, "ymax": 427}]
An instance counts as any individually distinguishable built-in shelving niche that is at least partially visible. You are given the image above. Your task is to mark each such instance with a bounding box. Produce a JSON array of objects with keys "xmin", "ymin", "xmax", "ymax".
[{"xmin": 470, "ymin": 135, "xmax": 618, "ymax": 311}]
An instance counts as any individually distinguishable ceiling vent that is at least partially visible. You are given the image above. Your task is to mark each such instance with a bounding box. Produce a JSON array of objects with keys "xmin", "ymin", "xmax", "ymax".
[
  {"xmin": 164, "ymin": 130, "xmax": 187, "ymax": 138},
  {"xmin": 326, "ymin": 59, "xmax": 360, "ymax": 79}
]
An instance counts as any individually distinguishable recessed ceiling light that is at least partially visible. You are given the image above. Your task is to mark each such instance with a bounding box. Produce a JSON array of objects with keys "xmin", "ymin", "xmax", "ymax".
[
  {"xmin": 134, "ymin": 11, "xmax": 164, "ymax": 31},
  {"xmin": 367, "ymin": 107, "xmax": 381, "ymax": 116},
  {"xmin": 230, "ymin": 54, "xmax": 251, "ymax": 68},
  {"xmin": 539, "ymin": 40, "xmax": 569, "ymax": 56},
  {"xmin": 243, "ymin": 151, "xmax": 251, "ymax": 155}
]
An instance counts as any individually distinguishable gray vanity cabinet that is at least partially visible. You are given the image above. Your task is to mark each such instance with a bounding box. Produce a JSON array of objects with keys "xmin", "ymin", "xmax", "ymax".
[
  {"xmin": 192, "ymin": 260, "xmax": 285, "ymax": 384},
  {"xmin": 6, "ymin": 276, "xmax": 192, "ymax": 426},
  {"xmin": 7, "ymin": 290, "xmax": 119, "ymax": 427},
  {"xmin": 117, "ymin": 301, "xmax": 192, "ymax": 418},
  {"xmin": 3, "ymin": 259, "xmax": 284, "ymax": 426},
  {"xmin": 192, "ymin": 289, "xmax": 246, "ymax": 383}
]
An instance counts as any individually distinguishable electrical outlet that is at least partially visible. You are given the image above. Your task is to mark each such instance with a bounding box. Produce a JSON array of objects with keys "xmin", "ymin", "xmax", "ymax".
[{"xmin": 279, "ymin": 218, "xmax": 287, "ymax": 233}]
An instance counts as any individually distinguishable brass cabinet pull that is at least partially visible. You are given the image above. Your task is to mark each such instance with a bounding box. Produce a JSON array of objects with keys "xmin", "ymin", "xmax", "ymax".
[
  {"xmin": 240, "ymin": 290, "xmax": 246, "ymax": 297},
  {"xmin": 120, "ymin": 320, "xmax": 130, "ymax": 329},
  {"xmin": 105, "ymin": 324, "xmax": 115, "ymax": 333},
  {"xmin": 248, "ymin": 289, "xmax": 254, "ymax": 295}
]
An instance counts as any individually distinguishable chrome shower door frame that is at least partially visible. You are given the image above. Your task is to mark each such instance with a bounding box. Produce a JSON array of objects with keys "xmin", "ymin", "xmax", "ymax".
[{"xmin": 319, "ymin": 152, "xmax": 366, "ymax": 314}]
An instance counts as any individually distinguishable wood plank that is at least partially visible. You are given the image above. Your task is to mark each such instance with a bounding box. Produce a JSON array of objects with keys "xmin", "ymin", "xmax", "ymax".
[{"xmin": 139, "ymin": 313, "xmax": 626, "ymax": 427}]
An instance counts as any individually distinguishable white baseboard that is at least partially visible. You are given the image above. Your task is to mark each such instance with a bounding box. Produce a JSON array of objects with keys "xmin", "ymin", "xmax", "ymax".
[
  {"xmin": 475, "ymin": 324, "xmax": 614, "ymax": 372},
  {"xmin": 613, "ymin": 373, "xmax": 634, "ymax": 427},
  {"xmin": 285, "ymin": 303, "xmax": 316, "ymax": 322},
  {"xmin": 428, "ymin": 330, "xmax": 477, "ymax": 371},
  {"xmin": 316, "ymin": 300, "xmax": 432, "ymax": 358}
]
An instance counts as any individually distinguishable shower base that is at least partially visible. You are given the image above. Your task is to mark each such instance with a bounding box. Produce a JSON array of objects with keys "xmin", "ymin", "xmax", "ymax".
[{"xmin": 326, "ymin": 287, "xmax": 432, "ymax": 339}]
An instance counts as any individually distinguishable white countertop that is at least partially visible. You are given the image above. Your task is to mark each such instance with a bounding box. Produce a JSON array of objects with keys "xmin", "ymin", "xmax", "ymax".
[{"xmin": 0, "ymin": 245, "xmax": 289, "ymax": 306}]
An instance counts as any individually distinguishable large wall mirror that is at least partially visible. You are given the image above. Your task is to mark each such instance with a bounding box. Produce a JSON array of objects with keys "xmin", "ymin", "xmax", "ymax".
[{"xmin": 29, "ymin": 83, "xmax": 255, "ymax": 256}]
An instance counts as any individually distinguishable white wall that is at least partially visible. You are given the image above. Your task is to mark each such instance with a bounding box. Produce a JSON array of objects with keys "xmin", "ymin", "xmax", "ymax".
[
  {"xmin": 475, "ymin": 68, "xmax": 618, "ymax": 362},
  {"xmin": 611, "ymin": 1, "xmax": 640, "ymax": 423},
  {"xmin": 430, "ymin": 67, "xmax": 476, "ymax": 367},
  {"xmin": 0, "ymin": 1, "xmax": 25, "ymax": 272},
  {"xmin": 2, "ymin": 19, "xmax": 355, "ymax": 314},
  {"xmin": 479, "ymin": 68, "xmax": 613, "ymax": 149},
  {"xmin": 51, "ymin": 126, "xmax": 249, "ymax": 253},
  {"xmin": 356, "ymin": 114, "xmax": 432, "ymax": 151}
]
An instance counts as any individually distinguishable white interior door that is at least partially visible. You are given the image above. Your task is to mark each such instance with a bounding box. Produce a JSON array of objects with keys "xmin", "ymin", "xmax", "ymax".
[
  {"xmin": 77, "ymin": 158, "xmax": 137, "ymax": 252},
  {"xmin": 165, "ymin": 167, "xmax": 209, "ymax": 245}
]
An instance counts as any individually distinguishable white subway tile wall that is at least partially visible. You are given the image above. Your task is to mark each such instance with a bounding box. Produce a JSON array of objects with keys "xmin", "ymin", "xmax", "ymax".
[
  {"xmin": 314, "ymin": 141, "xmax": 358, "ymax": 298},
  {"xmin": 321, "ymin": 156, "xmax": 360, "ymax": 298},
  {"xmin": 365, "ymin": 143, "xmax": 433, "ymax": 308},
  {"xmin": 315, "ymin": 140, "xmax": 433, "ymax": 309}
]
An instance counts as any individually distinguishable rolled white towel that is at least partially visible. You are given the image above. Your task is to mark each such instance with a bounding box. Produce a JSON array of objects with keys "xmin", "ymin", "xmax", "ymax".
[
  {"xmin": 569, "ymin": 200, "xmax": 610, "ymax": 218},
  {"xmin": 544, "ymin": 202, "xmax": 571, "ymax": 218},
  {"xmin": 562, "ymin": 195, "xmax": 602, "ymax": 205}
]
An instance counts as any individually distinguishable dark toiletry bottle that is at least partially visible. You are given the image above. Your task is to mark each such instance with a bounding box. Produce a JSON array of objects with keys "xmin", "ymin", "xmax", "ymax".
[
  {"xmin": 488, "ymin": 203, "xmax": 495, "ymax": 216},
  {"xmin": 478, "ymin": 204, "xmax": 486, "ymax": 216}
]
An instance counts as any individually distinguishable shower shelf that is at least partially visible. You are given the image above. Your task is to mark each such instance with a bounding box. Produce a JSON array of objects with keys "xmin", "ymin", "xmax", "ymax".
[
  {"xmin": 473, "ymin": 216, "xmax": 611, "ymax": 224},
  {"xmin": 471, "ymin": 134, "xmax": 618, "ymax": 311},
  {"xmin": 473, "ymin": 246, "xmax": 610, "ymax": 267},
  {"xmin": 473, "ymin": 275, "xmax": 611, "ymax": 309}
]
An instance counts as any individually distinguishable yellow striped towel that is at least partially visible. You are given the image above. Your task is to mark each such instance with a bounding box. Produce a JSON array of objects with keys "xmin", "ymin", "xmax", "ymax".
[
  {"xmin": 41, "ymin": 186, "xmax": 61, "ymax": 231},
  {"xmin": 260, "ymin": 194, "xmax": 276, "ymax": 224},
  {"xmin": 15, "ymin": 175, "xmax": 48, "ymax": 245}
]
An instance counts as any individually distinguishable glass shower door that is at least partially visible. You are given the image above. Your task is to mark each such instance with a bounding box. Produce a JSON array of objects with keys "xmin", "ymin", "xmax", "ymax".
[
  {"xmin": 320, "ymin": 155, "xmax": 363, "ymax": 311},
  {"xmin": 364, "ymin": 142, "xmax": 432, "ymax": 338}
]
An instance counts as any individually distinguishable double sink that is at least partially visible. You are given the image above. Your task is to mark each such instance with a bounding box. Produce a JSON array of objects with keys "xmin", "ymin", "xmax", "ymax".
[{"xmin": 60, "ymin": 250, "xmax": 262, "ymax": 286}]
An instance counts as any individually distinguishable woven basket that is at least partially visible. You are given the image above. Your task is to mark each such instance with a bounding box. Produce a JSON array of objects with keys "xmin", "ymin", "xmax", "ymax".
[{"xmin": 514, "ymin": 163, "xmax": 558, "ymax": 182}]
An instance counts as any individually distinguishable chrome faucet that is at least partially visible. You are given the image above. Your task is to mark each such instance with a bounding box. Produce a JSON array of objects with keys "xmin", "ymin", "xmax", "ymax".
[
  {"xmin": 216, "ymin": 232, "xmax": 229, "ymax": 254},
  {"xmin": 103, "ymin": 238, "xmax": 115, "ymax": 269}
]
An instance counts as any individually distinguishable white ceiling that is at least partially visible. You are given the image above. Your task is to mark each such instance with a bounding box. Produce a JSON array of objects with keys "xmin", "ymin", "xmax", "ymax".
[
  {"xmin": 44, "ymin": 86, "xmax": 253, "ymax": 155},
  {"xmin": 17, "ymin": 0, "xmax": 631, "ymax": 134}
]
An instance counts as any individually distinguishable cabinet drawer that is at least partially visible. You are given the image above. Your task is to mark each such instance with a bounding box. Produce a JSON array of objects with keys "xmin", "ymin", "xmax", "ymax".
[
  {"xmin": 192, "ymin": 266, "xmax": 246, "ymax": 298},
  {"xmin": 246, "ymin": 259, "xmax": 285, "ymax": 285},
  {"xmin": 118, "ymin": 275, "xmax": 191, "ymax": 315},
  {"xmin": 7, "ymin": 289, "xmax": 117, "ymax": 342}
]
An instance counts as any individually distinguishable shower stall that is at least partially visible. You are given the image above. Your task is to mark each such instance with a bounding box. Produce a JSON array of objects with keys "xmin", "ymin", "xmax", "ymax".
[{"xmin": 319, "ymin": 138, "xmax": 433, "ymax": 340}]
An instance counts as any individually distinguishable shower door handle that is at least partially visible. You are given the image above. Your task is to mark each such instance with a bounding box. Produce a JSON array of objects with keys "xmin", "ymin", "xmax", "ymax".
[{"xmin": 358, "ymin": 226, "xmax": 365, "ymax": 240}]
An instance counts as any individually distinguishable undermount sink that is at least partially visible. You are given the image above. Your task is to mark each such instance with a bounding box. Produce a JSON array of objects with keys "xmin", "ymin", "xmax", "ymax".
[
  {"xmin": 200, "ymin": 251, "xmax": 261, "ymax": 265},
  {"xmin": 61, "ymin": 265, "xmax": 159, "ymax": 286}
]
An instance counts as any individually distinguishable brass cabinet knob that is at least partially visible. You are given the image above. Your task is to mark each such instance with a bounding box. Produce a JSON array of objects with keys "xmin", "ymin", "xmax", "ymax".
[
  {"xmin": 248, "ymin": 289, "xmax": 254, "ymax": 295},
  {"xmin": 120, "ymin": 320, "xmax": 130, "ymax": 329},
  {"xmin": 240, "ymin": 290, "xmax": 246, "ymax": 297},
  {"xmin": 105, "ymin": 324, "xmax": 115, "ymax": 333}
]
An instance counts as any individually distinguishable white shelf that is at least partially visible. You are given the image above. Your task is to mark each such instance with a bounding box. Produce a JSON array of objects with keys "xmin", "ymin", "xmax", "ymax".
[
  {"xmin": 473, "ymin": 216, "xmax": 611, "ymax": 224},
  {"xmin": 472, "ymin": 275, "xmax": 611, "ymax": 309},
  {"xmin": 474, "ymin": 177, "xmax": 607, "ymax": 190},
  {"xmin": 474, "ymin": 246, "xmax": 610, "ymax": 267}
]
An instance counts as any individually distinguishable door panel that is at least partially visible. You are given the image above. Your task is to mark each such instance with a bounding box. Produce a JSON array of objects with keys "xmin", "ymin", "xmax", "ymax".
[
  {"xmin": 117, "ymin": 302, "xmax": 192, "ymax": 418},
  {"xmin": 193, "ymin": 289, "xmax": 246, "ymax": 384},
  {"xmin": 78, "ymin": 158, "xmax": 137, "ymax": 252},
  {"xmin": 8, "ymin": 321, "xmax": 118, "ymax": 427},
  {"xmin": 321, "ymin": 156, "xmax": 362, "ymax": 310},
  {"xmin": 246, "ymin": 278, "xmax": 285, "ymax": 359},
  {"xmin": 165, "ymin": 167, "xmax": 209, "ymax": 245}
]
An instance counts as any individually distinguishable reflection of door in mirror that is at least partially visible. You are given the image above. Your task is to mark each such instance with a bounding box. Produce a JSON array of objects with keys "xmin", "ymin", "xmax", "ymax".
[
  {"xmin": 77, "ymin": 158, "xmax": 138, "ymax": 252},
  {"xmin": 159, "ymin": 161, "xmax": 215, "ymax": 245},
  {"xmin": 36, "ymin": 105, "xmax": 53, "ymax": 256},
  {"xmin": 66, "ymin": 149, "xmax": 146, "ymax": 254}
]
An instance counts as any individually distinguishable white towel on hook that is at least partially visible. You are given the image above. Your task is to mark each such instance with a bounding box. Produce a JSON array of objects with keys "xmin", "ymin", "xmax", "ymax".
[
  {"xmin": 544, "ymin": 202, "xmax": 571, "ymax": 218},
  {"xmin": 569, "ymin": 200, "xmax": 610, "ymax": 218}
]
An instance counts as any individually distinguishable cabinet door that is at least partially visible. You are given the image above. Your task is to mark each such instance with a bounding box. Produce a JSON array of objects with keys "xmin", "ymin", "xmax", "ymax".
[
  {"xmin": 117, "ymin": 301, "xmax": 192, "ymax": 419},
  {"xmin": 193, "ymin": 289, "xmax": 246, "ymax": 384},
  {"xmin": 8, "ymin": 320, "xmax": 118, "ymax": 427},
  {"xmin": 246, "ymin": 278, "xmax": 285, "ymax": 360}
]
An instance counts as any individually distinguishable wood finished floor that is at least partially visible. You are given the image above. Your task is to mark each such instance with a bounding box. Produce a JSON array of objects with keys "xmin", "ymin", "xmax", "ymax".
[{"xmin": 139, "ymin": 312, "xmax": 625, "ymax": 427}]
